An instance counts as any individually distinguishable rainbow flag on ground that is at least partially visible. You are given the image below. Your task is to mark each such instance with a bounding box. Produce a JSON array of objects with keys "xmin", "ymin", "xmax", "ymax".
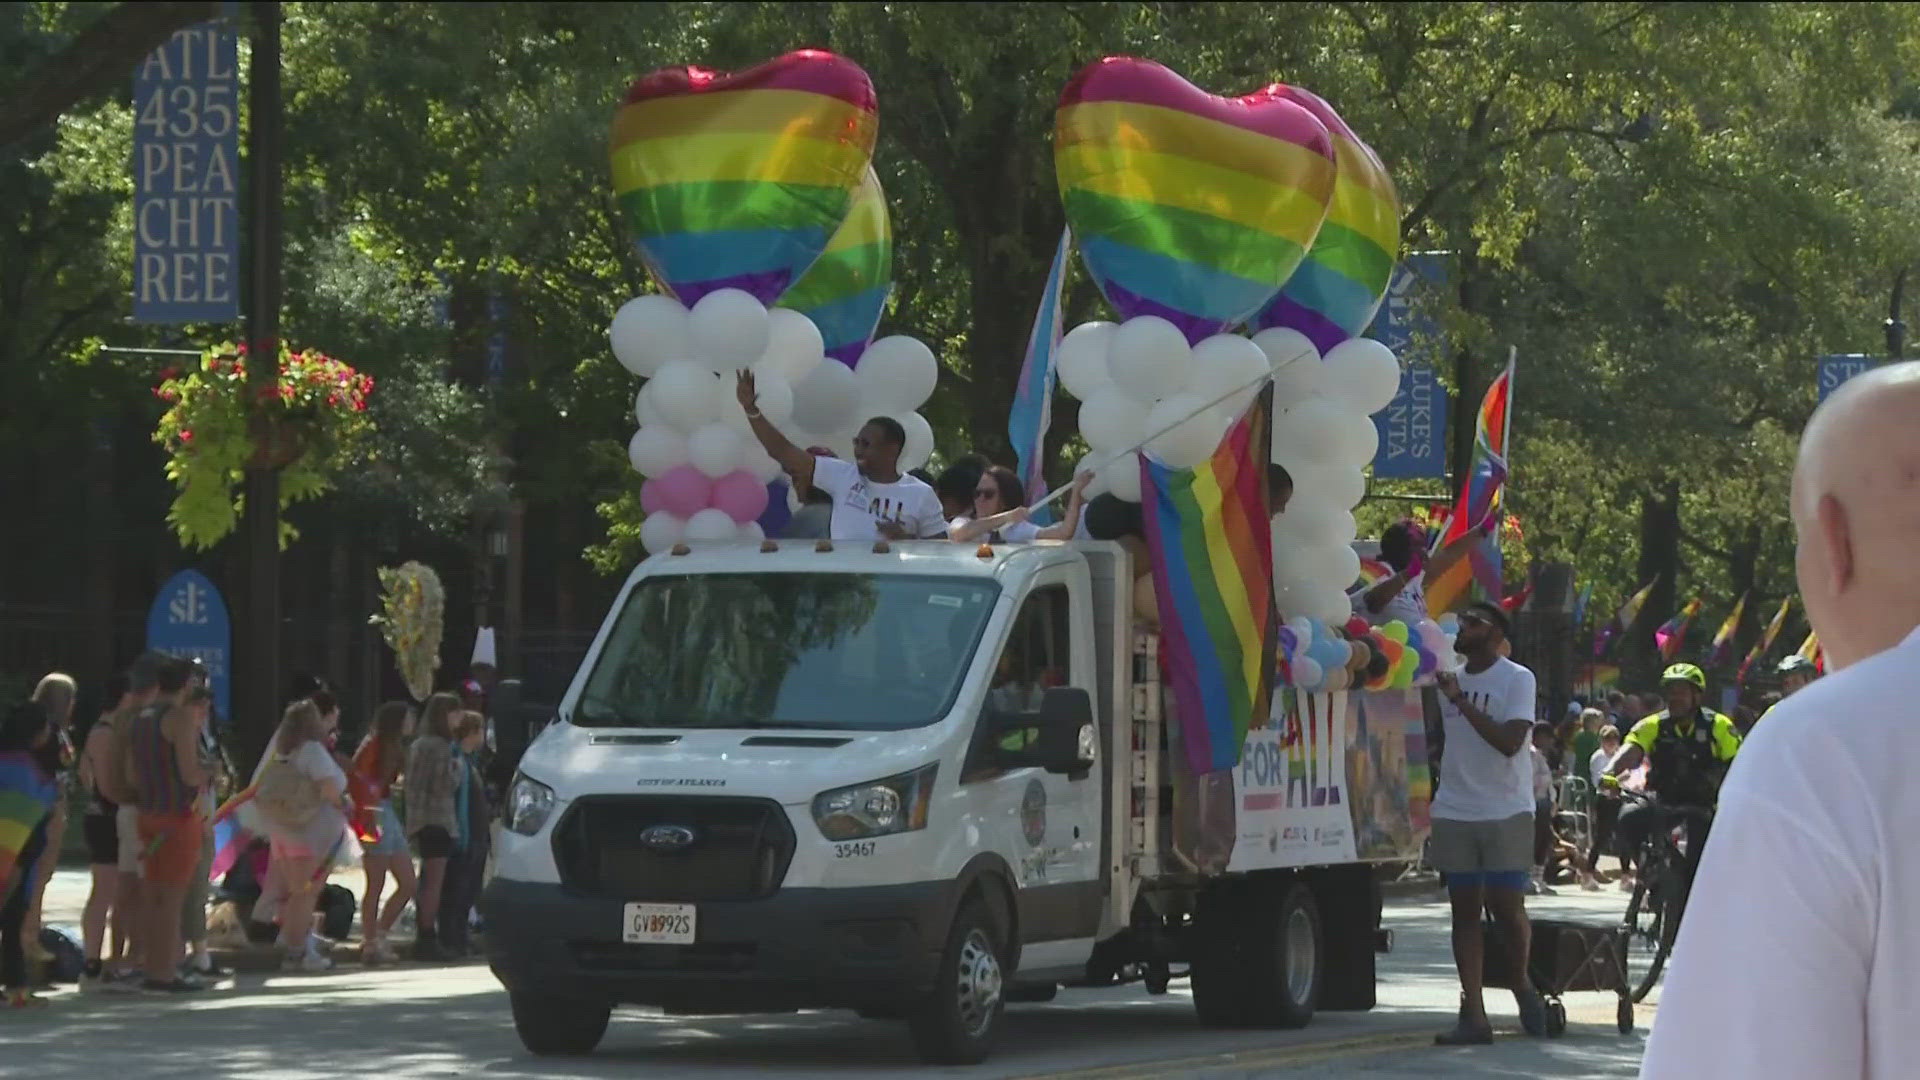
[
  {"xmin": 1737, "ymin": 596, "xmax": 1794, "ymax": 683},
  {"xmin": 1708, "ymin": 593, "xmax": 1748, "ymax": 667},
  {"xmin": 1140, "ymin": 387, "xmax": 1277, "ymax": 774},
  {"xmin": 1426, "ymin": 351, "xmax": 1513, "ymax": 616},
  {"xmin": 1655, "ymin": 597, "xmax": 1704, "ymax": 662},
  {"xmin": 1009, "ymin": 227, "xmax": 1072, "ymax": 506}
]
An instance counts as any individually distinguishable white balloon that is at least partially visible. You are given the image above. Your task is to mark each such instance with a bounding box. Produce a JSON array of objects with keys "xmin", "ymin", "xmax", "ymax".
[
  {"xmin": 1272, "ymin": 395, "xmax": 1348, "ymax": 464},
  {"xmin": 1078, "ymin": 386, "xmax": 1149, "ymax": 450},
  {"xmin": 1144, "ymin": 393, "xmax": 1228, "ymax": 468},
  {"xmin": 1322, "ymin": 337, "xmax": 1403, "ymax": 416},
  {"xmin": 1334, "ymin": 409, "xmax": 1380, "ymax": 469},
  {"xmin": 738, "ymin": 520, "xmax": 766, "ymax": 544},
  {"xmin": 1099, "ymin": 450, "xmax": 1143, "ymax": 502},
  {"xmin": 1303, "ymin": 584, "xmax": 1356, "ymax": 625},
  {"xmin": 687, "ymin": 422, "xmax": 744, "ymax": 479},
  {"xmin": 1289, "ymin": 656, "xmax": 1323, "ymax": 690},
  {"xmin": 1253, "ymin": 327, "xmax": 1324, "ymax": 404},
  {"xmin": 1058, "ymin": 321, "xmax": 1117, "ymax": 401},
  {"xmin": 626, "ymin": 425, "xmax": 688, "ymax": 478},
  {"xmin": 1108, "ymin": 316, "xmax": 1191, "ymax": 404},
  {"xmin": 758, "ymin": 307, "xmax": 826, "ymax": 383},
  {"xmin": 634, "ymin": 381, "xmax": 665, "ymax": 428},
  {"xmin": 610, "ymin": 294, "xmax": 691, "ymax": 378},
  {"xmin": 688, "ymin": 289, "xmax": 771, "ymax": 371},
  {"xmin": 648, "ymin": 360, "xmax": 724, "ymax": 432},
  {"xmin": 1074, "ymin": 451, "xmax": 1110, "ymax": 498},
  {"xmin": 790, "ymin": 359, "xmax": 861, "ymax": 435},
  {"xmin": 1189, "ymin": 334, "xmax": 1271, "ymax": 415},
  {"xmin": 1277, "ymin": 502, "xmax": 1357, "ymax": 549},
  {"xmin": 743, "ymin": 445, "xmax": 783, "ymax": 484},
  {"xmin": 1290, "ymin": 462, "xmax": 1368, "ymax": 510},
  {"xmin": 895, "ymin": 412, "xmax": 935, "ymax": 472},
  {"xmin": 684, "ymin": 507, "xmax": 739, "ymax": 543},
  {"xmin": 722, "ymin": 372, "xmax": 795, "ymax": 434},
  {"xmin": 639, "ymin": 512, "xmax": 686, "ymax": 554},
  {"xmin": 855, "ymin": 335, "xmax": 939, "ymax": 413}
]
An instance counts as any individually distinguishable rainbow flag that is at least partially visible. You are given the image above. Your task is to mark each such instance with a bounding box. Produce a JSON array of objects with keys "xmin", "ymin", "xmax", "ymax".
[
  {"xmin": 1708, "ymin": 593, "xmax": 1747, "ymax": 667},
  {"xmin": 1655, "ymin": 597, "xmax": 1703, "ymax": 662},
  {"xmin": 1737, "ymin": 596, "xmax": 1794, "ymax": 683},
  {"xmin": 1009, "ymin": 227, "xmax": 1072, "ymax": 506},
  {"xmin": 1354, "ymin": 555, "xmax": 1395, "ymax": 593},
  {"xmin": 1595, "ymin": 577, "xmax": 1657, "ymax": 658},
  {"xmin": 0, "ymin": 751, "xmax": 58, "ymax": 888},
  {"xmin": 781, "ymin": 165, "xmax": 893, "ymax": 366},
  {"xmin": 1140, "ymin": 387, "xmax": 1277, "ymax": 774},
  {"xmin": 1426, "ymin": 352, "xmax": 1513, "ymax": 616}
]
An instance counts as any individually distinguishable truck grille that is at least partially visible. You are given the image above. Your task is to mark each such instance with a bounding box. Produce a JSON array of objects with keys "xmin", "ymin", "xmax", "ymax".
[{"xmin": 551, "ymin": 795, "xmax": 795, "ymax": 902}]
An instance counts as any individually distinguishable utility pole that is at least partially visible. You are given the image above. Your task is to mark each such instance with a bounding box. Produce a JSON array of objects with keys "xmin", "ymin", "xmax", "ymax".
[
  {"xmin": 1887, "ymin": 266, "xmax": 1908, "ymax": 361},
  {"xmin": 241, "ymin": 0, "xmax": 283, "ymax": 759}
]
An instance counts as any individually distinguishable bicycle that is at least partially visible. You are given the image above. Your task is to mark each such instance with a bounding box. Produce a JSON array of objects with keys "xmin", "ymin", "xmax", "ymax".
[{"xmin": 1612, "ymin": 788, "xmax": 1714, "ymax": 1002}]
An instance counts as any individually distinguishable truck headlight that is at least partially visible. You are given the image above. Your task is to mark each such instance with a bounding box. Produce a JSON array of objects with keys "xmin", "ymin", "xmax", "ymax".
[
  {"xmin": 812, "ymin": 764, "xmax": 937, "ymax": 841},
  {"xmin": 506, "ymin": 773, "xmax": 556, "ymax": 836}
]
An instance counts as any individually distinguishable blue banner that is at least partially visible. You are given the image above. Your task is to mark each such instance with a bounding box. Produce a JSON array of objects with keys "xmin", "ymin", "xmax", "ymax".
[
  {"xmin": 132, "ymin": 24, "xmax": 240, "ymax": 324},
  {"xmin": 1366, "ymin": 253, "xmax": 1450, "ymax": 479},
  {"xmin": 147, "ymin": 570, "xmax": 233, "ymax": 729},
  {"xmin": 1817, "ymin": 354, "xmax": 1876, "ymax": 403}
]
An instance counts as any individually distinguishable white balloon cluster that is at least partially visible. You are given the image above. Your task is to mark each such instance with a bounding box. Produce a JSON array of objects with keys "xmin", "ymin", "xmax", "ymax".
[
  {"xmin": 1059, "ymin": 315, "xmax": 1274, "ymax": 503},
  {"xmin": 611, "ymin": 289, "xmax": 939, "ymax": 551},
  {"xmin": 1261, "ymin": 330, "xmax": 1404, "ymax": 624}
]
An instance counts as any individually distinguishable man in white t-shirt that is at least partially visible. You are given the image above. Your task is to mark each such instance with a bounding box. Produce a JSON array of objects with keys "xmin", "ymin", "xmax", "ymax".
[
  {"xmin": 1426, "ymin": 600, "xmax": 1546, "ymax": 1044},
  {"xmin": 1641, "ymin": 362, "xmax": 1920, "ymax": 1080},
  {"xmin": 735, "ymin": 371, "xmax": 946, "ymax": 542}
]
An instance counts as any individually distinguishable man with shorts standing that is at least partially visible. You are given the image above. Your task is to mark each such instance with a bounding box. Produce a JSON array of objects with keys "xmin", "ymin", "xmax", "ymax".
[
  {"xmin": 1427, "ymin": 600, "xmax": 1547, "ymax": 1044},
  {"xmin": 128, "ymin": 660, "xmax": 209, "ymax": 993}
]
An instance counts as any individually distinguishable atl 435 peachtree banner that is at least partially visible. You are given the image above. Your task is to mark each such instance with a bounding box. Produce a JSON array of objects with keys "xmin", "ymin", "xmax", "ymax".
[{"xmin": 132, "ymin": 23, "xmax": 241, "ymax": 324}]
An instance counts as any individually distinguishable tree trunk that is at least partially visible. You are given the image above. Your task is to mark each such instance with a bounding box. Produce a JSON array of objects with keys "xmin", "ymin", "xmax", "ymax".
[
  {"xmin": 82, "ymin": 421, "xmax": 117, "ymax": 688},
  {"xmin": 1625, "ymin": 480, "xmax": 1682, "ymax": 687}
]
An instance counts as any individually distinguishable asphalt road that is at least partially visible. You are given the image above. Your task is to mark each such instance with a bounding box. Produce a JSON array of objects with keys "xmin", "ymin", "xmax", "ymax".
[{"xmin": 21, "ymin": 872, "xmax": 1649, "ymax": 1078}]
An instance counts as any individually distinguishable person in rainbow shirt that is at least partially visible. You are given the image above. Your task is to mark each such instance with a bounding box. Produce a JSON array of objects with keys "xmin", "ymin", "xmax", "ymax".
[{"xmin": 1, "ymin": 701, "xmax": 61, "ymax": 1008}]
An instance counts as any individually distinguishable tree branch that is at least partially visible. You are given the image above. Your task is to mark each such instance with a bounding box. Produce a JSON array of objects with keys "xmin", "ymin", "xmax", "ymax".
[{"xmin": 0, "ymin": 2, "xmax": 222, "ymax": 151}]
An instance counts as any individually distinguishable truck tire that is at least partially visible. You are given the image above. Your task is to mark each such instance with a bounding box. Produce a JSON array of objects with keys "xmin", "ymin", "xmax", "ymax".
[
  {"xmin": 907, "ymin": 899, "xmax": 1006, "ymax": 1065},
  {"xmin": 1190, "ymin": 881, "xmax": 1252, "ymax": 1028},
  {"xmin": 510, "ymin": 990, "xmax": 611, "ymax": 1056},
  {"xmin": 1314, "ymin": 866, "xmax": 1380, "ymax": 1011},
  {"xmin": 1244, "ymin": 880, "xmax": 1321, "ymax": 1029}
]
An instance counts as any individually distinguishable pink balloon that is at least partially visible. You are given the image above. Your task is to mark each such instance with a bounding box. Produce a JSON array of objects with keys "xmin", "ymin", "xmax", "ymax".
[
  {"xmin": 711, "ymin": 470, "xmax": 771, "ymax": 524},
  {"xmin": 640, "ymin": 478, "xmax": 667, "ymax": 515},
  {"xmin": 654, "ymin": 464, "xmax": 714, "ymax": 518}
]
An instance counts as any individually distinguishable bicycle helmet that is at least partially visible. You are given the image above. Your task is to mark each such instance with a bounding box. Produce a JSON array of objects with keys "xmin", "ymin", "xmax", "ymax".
[
  {"xmin": 1775, "ymin": 654, "xmax": 1817, "ymax": 677},
  {"xmin": 1660, "ymin": 662, "xmax": 1707, "ymax": 691}
]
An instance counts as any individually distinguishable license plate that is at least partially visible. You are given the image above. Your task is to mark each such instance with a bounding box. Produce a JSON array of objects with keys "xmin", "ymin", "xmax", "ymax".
[{"xmin": 622, "ymin": 902, "xmax": 695, "ymax": 945}]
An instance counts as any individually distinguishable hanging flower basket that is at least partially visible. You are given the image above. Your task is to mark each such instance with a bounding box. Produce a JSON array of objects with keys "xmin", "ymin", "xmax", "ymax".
[{"xmin": 153, "ymin": 341, "xmax": 373, "ymax": 551}]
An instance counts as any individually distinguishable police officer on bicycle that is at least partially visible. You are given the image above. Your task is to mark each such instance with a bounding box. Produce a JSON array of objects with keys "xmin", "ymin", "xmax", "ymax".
[{"xmin": 1600, "ymin": 663, "xmax": 1742, "ymax": 889}]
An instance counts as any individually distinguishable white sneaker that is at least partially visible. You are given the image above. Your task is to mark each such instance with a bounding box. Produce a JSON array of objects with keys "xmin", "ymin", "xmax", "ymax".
[{"xmin": 282, "ymin": 950, "xmax": 334, "ymax": 973}]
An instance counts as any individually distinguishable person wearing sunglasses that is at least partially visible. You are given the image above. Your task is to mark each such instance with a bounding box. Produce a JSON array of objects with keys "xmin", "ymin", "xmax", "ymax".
[
  {"xmin": 949, "ymin": 466, "xmax": 1093, "ymax": 544},
  {"xmin": 1426, "ymin": 600, "xmax": 1547, "ymax": 1045},
  {"xmin": 736, "ymin": 371, "xmax": 947, "ymax": 542}
]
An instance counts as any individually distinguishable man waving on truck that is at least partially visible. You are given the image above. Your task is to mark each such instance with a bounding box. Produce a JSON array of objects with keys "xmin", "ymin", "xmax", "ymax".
[
  {"xmin": 1426, "ymin": 600, "xmax": 1548, "ymax": 1045},
  {"xmin": 736, "ymin": 371, "xmax": 947, "ymax": 542}
]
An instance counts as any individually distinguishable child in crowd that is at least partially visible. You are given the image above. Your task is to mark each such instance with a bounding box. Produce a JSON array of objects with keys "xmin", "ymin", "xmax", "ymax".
[{"xmin": 438, "ymin": 711, "xmax": 492, "ymax": 957}]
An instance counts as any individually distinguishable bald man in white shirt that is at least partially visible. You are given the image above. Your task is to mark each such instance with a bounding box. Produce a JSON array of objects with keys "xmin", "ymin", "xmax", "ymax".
[{"xmin": 1641, "ymin": 362, "xmax": 1920, "ymax": 1080}]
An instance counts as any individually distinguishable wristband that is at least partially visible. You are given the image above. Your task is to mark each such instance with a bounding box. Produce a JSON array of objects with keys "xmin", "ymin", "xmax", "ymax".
[{"xmin": 744, "ymin": 408, "xmax": 763, "ymax": 420}]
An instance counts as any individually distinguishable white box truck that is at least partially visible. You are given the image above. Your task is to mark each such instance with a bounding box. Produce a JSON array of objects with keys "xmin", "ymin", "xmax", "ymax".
[{"xmin": 483, "ymin": 539, "xmax": 1432, "ymax": 1064}]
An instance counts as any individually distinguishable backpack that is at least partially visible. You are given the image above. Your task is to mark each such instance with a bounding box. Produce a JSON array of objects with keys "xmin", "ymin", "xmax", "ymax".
[{"xmin": 252, "ymin": 753, "xmax": 322, "ymax": 832}]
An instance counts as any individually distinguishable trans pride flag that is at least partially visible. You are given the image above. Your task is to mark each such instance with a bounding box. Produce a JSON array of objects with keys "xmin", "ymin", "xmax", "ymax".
[
  {"xmin": 1140, "ymin": 387, "xmax": 1277, "ymax": 774},
  {"xmin": 1009, "ymin": 227, "xmax": 1072, "ymax": 505},
  {"xmin": 1426, "ymin": 352, "xmax": 1513, "ymax": 616}
]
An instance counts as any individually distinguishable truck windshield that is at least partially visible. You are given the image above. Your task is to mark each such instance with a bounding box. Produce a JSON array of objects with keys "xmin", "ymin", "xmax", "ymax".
[{"xmin": 572, "ymin": 572, "xmax": 999, "ymax": 731}]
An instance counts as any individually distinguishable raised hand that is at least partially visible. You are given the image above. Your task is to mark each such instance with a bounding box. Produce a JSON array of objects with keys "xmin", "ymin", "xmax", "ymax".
[{"xmin": 735, "ymin": 369, "xmax": 759, "ymax": 414}]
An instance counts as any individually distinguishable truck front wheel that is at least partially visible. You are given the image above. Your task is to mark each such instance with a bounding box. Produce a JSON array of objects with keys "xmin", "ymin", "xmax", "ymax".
[
  {"xmin": 907, "ymin": 899, "xmax": 1005, "ymax": 1065},
  {"xmin": 510, "ymin": 989, "xmax": 611, "ymax": 1056}
]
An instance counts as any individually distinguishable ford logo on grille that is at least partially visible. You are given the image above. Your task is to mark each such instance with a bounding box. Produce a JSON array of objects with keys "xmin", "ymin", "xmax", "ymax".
[{"xmin": 639, "ymin": 824, "xmax": 697, "ymax": 852}]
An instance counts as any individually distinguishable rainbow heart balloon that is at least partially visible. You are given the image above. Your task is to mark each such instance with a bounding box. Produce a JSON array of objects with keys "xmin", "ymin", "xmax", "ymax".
[
  {"xmin": 609, "ymin": 50, "xmax": 877, "ymax": 306},
  {"xmin": 780, "ymin": 165, "xmax": 892, "ymax": 367},
  {"xmin": 1055, "ymin": 57, "xmax": 1338, "ymax": 343},
  {"xmin": 1250, "ymin": 86, "xmax": 1401, "ymax": 351}
]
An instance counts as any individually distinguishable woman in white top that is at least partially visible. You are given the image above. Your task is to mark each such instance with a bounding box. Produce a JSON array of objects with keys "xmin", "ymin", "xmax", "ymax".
[
  {"xmin": 250, "ymin": 700, "xmax": 356, "ymax": 971},
  {"xmin": 1356, "ymin": 516, "xmax": 1496, "ymax": 625},
  {"xmin": 949, "ymin": 466, "xmax": 1092, "ymax": 544}
]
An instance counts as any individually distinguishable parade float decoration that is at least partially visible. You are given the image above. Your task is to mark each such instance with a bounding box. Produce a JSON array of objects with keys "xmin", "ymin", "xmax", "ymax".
[
  {"xmin": 153, "ymin": 341, "xmax": 373, "ymax": 550},
  {"xmin": 1274, "ymin": 614, "xmax": 1461, "ymax": 694},
  {"xmin": 370, "ymin": 560, "xmax": 445, "ymax": 703},
  {"xmin": 603, "ymin": 50, "xmax": 940, "ymax": 551},
  {"xmin": 1049, "ymin": 58, "xmax": 1405, "ymax": 626}
]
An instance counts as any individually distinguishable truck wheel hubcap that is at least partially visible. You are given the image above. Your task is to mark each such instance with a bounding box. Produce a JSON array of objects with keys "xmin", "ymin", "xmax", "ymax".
[
  {"xmin": 954, "ymin": 929, "xmax": 1002, "ymax": 1037},
  {"xmin": 1285, "ymin": 907, "xmax": 1316, "ymax": 1004}
]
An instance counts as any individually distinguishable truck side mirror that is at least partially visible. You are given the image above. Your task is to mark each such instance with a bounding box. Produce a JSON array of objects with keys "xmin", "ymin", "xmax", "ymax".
[{"xmin": 994, "ymin": 687, "xmax": 1097, "ymax": 777}]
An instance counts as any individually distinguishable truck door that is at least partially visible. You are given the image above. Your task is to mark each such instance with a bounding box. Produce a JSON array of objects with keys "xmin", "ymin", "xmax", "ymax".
[{"xmin": 972, "ymin": 569, "xmax": 1102, "ymax": 960}]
